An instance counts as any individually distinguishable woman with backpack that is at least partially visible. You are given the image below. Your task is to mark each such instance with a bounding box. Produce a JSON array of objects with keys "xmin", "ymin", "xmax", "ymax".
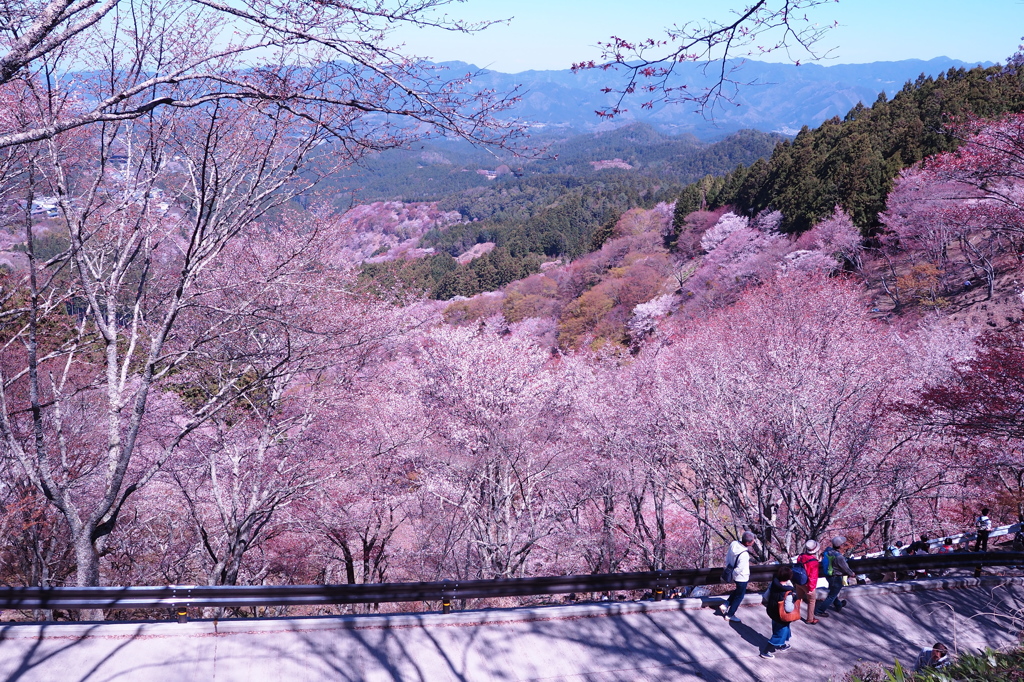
[
  {"xmin": 794, "ymin": 540, "xmax": 820, "ymax": 624},
  {"xmin": 760, "ymin": 565, "xmax": 799, "ymax": 659}
]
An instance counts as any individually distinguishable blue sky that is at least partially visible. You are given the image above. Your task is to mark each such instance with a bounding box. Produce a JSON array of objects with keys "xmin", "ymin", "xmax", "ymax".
[{"xmin": 392, "ymin": 0, "xmax": 1024, "ymax": 72}]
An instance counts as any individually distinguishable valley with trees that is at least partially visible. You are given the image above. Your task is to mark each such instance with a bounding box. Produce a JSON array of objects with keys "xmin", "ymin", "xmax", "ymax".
[{"xmin": 0, "ymin": 0, "xmax": 1022, "ymax": 633}]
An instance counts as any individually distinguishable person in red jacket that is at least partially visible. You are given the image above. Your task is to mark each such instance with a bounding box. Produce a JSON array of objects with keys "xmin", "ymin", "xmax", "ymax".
[{"xmin": 795, "ymin": 540, "xmax": 820, "ymax": 624}]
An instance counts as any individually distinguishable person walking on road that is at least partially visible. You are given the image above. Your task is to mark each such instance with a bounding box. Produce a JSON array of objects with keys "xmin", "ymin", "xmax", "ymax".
[
  {"xmin": 975, "ymin": 507, "xmax": 992, "ymax": 552},
  {"xmin": 815, "ymin": 536, "xmax": 856, "ymax": 617},
  {"xmin": 795, "ymin": 540, "xmax": 820, "ymax": 624},
  {"xmin": 760, "ymin": 565, "xmax": 796, "ymax": 659},
  {"xmin": 717, "ymin": 531, "xmax": 756, "ymax": 622}
]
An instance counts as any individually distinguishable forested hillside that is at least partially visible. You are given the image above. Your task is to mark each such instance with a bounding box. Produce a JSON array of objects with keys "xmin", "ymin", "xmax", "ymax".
[
  {"xmin": 328, "ymin": 124, "xmax": 781, "ymax": 204},
  {"xmin": 419, "ymin": 62, "xmax": 1024, "ymax": 369},
  {"xmin": 354, "ymin": 126, "xmax": 782, "ymax": 299},
  {"xmin": 356, "ymin": 64, "xmax": 1024, "ymax": 304},
  {"xmin": 666, "ymin": 65, "xmax": 1024, "ymax": 237}
]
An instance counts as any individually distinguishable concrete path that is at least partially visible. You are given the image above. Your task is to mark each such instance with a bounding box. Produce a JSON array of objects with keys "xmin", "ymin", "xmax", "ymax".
[{"xmin": 0, "ymin": 576, "xmax": 1021, "ymax": 682}]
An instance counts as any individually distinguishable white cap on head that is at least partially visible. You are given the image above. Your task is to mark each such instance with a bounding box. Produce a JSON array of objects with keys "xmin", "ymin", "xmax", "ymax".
[{"xmin": 804, "ymin": 540, "xmax": 819, "ymax": 552}]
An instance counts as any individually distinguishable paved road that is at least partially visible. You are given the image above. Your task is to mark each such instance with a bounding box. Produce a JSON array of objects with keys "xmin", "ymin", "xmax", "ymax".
[{"xmin": 0, "ymin": 576, "xmax": 1021, "ymax": 682}]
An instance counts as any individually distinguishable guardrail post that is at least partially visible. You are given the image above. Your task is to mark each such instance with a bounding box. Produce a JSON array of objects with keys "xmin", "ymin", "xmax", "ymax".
[
  {"xmin": 653, "ymin": 570, "xmax": 666, "ymax": 601},
  {"xmin": 441, "ymin": 581, "xmax": 455, "ymax": 614},
  {"xmin": 172, "ymin": 585, "xmax": 192, "ymax": 623}
]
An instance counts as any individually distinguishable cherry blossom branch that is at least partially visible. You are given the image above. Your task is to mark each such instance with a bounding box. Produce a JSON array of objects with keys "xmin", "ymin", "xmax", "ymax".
[{"xmin": 573, "ymin": 0, "xmax": 836, "ymax": 119}]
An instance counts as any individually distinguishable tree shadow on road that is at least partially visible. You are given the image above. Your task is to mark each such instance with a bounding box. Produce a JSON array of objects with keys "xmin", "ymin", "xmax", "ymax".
[
  {"xmin": 1, "ymin": 579, "xmax": 1022, "ymax": 682},
  {"xmin": 726, "ymin": 618, "xmax": 769, "ymax": 650}
]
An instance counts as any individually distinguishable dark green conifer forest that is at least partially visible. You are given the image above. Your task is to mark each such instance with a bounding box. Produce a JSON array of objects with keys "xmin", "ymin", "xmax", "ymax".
[{"xmin": 671, "ymin": 65, "xmax": 1024, "ymax": 237}]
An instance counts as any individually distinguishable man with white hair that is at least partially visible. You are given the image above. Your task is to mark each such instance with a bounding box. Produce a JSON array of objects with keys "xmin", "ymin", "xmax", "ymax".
[
  {"xmin": 717, "ymin": 531, "xmax": 756, "ymax": 622},
  {"xmin": 815, "ymin": 536, "xmax": 856, "ymax": 617}
]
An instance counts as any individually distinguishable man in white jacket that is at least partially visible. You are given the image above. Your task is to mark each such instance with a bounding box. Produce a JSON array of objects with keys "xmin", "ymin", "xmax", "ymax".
[{"xmin": 717, "ymin": 531, "xmax": 756, "ymax": 622}]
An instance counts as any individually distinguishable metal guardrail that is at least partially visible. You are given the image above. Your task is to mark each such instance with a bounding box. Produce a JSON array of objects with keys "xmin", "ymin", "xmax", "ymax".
[
  {"xmin": 1, "ymin": 552, "xmax": 1021, "ymax": 617},
  {"xmin": 862, "ymin": 522, "xmax": 1022, "ymax": 558}
]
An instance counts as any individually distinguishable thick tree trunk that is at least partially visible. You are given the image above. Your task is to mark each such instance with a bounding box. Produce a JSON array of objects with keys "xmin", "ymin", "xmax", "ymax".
[
  {"xmin": 74, "ymin": 534, "xmax": 104, "ymax": 621},
  {"xmin": 340, "ymin": 540, "xmax": 357, "ymax": 585}
]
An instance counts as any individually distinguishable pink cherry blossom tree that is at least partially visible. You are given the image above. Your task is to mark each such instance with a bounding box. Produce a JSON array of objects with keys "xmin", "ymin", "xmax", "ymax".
[
  {"xmin": 880, "ymin": 163, "xmax": 1017, "ymax": 303},
  {"xmin": 303, "ymin": 366, "xmax": 428, "ymax": 593},
  {"xmin": 0, "ymin": 0, "xmax": 522, "ymax": 602},
  {"xmin": 656, "ymin": 274, "xmax": 965, "ymax": 558},
  {"xmin": 797, "ymin": 205, "xmax": 864, "ymax": 271},
  {"xmin": 572, "ymin": 352, "xmax": 683, "ymax": 572},
  {"xmin": 413, "ymin": 326, "xmax": 574, "ymax": 580},
  {"xmin": 162, "ymin": 223, "xmax": 412, "ymax": 590}
]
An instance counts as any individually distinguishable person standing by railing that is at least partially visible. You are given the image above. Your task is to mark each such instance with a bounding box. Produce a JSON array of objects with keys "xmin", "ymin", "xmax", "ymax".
[
  {"xmin": 885, "ymin": 540, "xmax": 904, "ymax": 557},
  {"xmin": 975, "ymin": 508, "xmax": 993, "ymax": 552},
  {"xmin": 882, "ymin": 540, "xmax": 904, "ymax": 581},
  {"xmin": 717, "ymin": 531, "xmax": 756, "ymax": 622},
  {"xmin": 907, "ymin": 534, "xmax": 931, "ymax": 555}
]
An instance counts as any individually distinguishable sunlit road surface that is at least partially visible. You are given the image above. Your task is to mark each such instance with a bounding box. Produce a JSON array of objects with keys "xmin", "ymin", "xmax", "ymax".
[{"xmin": 0, "ymin": 576, "xmax": 1020, "ymax": 682}]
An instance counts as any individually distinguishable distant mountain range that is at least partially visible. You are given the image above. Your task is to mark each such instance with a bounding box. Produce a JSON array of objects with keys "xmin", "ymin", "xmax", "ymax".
[{"xmin": 442, "ymin": 57, "xmax": 995, "ymax": 139}]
